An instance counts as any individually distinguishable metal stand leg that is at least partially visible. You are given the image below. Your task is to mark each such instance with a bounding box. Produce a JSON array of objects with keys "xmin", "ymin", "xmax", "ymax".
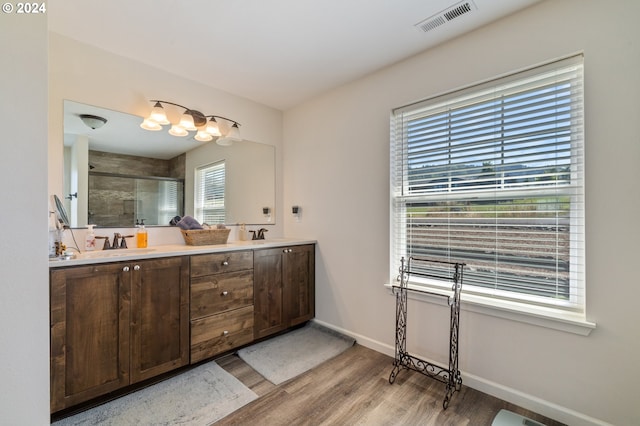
[
  {"xmin": 389, "ymin": 257, "xmax": 464, "ymax": 410},
  {"xmin": 388, "ymin": 260, "xmax": 408, "ymax": 385}
]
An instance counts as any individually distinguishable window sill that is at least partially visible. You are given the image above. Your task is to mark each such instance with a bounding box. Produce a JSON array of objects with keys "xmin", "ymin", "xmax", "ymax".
[{"xmin": 384, "ymin": 283, "xmax": 596, "ymax": 336}]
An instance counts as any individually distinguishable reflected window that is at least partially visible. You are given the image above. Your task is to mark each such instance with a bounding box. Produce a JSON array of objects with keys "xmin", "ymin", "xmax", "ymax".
[
  {"xmin": 195, "ymin": 161, "xmax": 225, "ymax": 224},
  {"xmin": 157, "ymin": 180, "xmax": 183, "ymax": 225}
]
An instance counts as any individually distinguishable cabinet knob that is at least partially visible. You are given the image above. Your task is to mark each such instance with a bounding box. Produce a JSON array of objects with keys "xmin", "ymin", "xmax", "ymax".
[
  {"xmin": 221, "ymin": 291, "xmax": 229, "ymax": 296},
  {"xmin": 222, "ymin": 330, "xmax": 229, "ymax": 336},
  {"xmin": 122, "ymin": 266, "xmax": 130, "ymax": 272},
  {"xmin": 222, "ymin": 260, "xmax": 229, "ymax": 266},
  {"xmin": 133, "ymin": 265, "xmax": 141, "ymax": 271}
]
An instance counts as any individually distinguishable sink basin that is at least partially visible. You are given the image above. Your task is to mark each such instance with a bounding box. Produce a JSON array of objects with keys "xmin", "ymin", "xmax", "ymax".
[{"xmin": 77, "ymin": 248, "xmax": 157, "ymax": 259}]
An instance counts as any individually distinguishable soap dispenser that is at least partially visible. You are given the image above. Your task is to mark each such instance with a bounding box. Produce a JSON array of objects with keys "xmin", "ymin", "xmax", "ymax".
[
  {"xmin": 136, "ymin": 219, "xmax": 148, "ymax": 248},
  {"xmin": 85, "ymin": 224, "xmax": 96, "ymax": 251}
]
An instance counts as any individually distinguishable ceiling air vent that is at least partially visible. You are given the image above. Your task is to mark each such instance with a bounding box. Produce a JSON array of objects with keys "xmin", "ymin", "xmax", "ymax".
[{"xmin": 415, "ymin": 1, "xmax": 477, "ymax": 33}]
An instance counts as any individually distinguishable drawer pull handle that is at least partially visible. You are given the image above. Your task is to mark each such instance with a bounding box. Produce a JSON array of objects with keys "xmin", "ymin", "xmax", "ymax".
[
  {"xmin": 222, "ymin": 261, "xmax": 229, "ymax": 266},
  {"xmin": 221, "ymin": 291, "xmax": 229, "ymax": 296},
  {"xmin": 223, "ymin": 330, "xmax": 229, "ymax": 336}
]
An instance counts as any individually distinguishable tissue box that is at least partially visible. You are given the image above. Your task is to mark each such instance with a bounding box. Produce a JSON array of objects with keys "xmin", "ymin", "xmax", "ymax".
[{"xmin": 180, "ymin": 228, "xmax": 230, "ymax": 246}]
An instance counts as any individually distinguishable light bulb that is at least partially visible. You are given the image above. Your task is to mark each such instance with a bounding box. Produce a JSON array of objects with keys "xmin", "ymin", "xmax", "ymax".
[
  {"xmin": 150, "ymin": 102, "xmax": 170, "ymax": 125},
  {"xmin": 140, "ymin": 118, "xmax": 162, "ymax": 131},
  {"xmin": 205, "ymin": 118, "xmax": 221, "ymax": 136},
  {"xmin": 179, "ymin": 111, "xmax": 196, "ymax": 131},
  {"xmin": 168, "ymin": 124, "xmax": 188, "ymax": 137},
  {"xmin": 195, "ymin": 130, "xmax": 213, "ymax": 142},
  {"xmin": 227, "ymin": 123, "xmax": 242, "ymax": 141}
]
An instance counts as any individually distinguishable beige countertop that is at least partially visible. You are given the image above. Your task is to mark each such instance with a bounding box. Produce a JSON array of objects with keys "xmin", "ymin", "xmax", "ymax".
[{"xmin": 49, "ymin": 238, "xmax": 316, "ymax": 268}]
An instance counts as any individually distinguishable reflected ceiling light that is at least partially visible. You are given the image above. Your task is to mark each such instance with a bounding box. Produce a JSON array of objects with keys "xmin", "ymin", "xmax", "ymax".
[
  {"xmin": 80, "ymin": 114, "xmax": 107, "ymax": 130},
  {"xmin": 215, "ymin": 137, "xmax": 234, "ymax": 146},
  {"xmin": 140, "ymin": 100, "xmax": 241, "ymax": 144},
  {"xmin": 168, "ymin": 124, "xmax": 189, "ymax": 137},
  {"xmin": 194, "ymin": 130, "xmax": 213, "ymax": 142},
  {"xmin": 140, "ymin": 117, "xmax": 162, "ymax": 131},
  {"xmin": 216, "ymin": 123, "xmax": 243, "ymax": 146}
]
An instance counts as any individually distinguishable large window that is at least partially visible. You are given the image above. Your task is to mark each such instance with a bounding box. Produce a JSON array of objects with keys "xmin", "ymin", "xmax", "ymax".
[
  {"xmin": 391, "ymin": 55, "xmax": 585, "ymax": 312},
  {"xmin": 195, "ymin": 161, "xmax": 225, "ymax": 224}
]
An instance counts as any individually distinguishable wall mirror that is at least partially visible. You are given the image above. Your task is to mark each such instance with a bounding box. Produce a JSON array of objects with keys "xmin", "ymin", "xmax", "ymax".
[{"xmin": 63, "ymin": 100, "xmax": 276, "ymax": 228}]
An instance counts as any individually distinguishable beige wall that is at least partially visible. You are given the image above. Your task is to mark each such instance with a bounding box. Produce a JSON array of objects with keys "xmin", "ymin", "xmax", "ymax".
[
  {"xmin": 0, "ymin": 12, "xmax": 50, "ymax": 425},
  {"xmin": 283, "ymin": 1, "xmax": 640, "ymax": 424}
]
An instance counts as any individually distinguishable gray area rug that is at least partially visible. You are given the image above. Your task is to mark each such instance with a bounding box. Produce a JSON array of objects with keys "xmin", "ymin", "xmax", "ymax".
[
  {"xmin": 238, "ymin": 323, "xmax": 356, "ymax": 385},
  {"xmin": 53, "ymin": 361, "xmax": 257, "ymax": 426}
]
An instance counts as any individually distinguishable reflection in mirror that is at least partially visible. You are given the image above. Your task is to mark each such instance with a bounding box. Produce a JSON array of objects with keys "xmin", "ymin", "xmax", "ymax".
[
  {"xmin": 88, "ymin": 172, "xmax": 184, "ymax": 227},
  {"xmin": 63, "ymin": 100, "xmax": 276, "ymax": 228},
  {"xmin": 53, "ymin": 194, "xmax": 70, "ymax": 228}
]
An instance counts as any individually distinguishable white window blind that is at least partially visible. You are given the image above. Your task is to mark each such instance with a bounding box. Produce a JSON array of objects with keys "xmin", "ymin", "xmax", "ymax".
[
  {"xmin": 391, "ymin": 55, "xmax": 585, "ymax": 312},
  {"xmin": 195, "ymin": 161, "xmax": 225, "ymax": 224}
]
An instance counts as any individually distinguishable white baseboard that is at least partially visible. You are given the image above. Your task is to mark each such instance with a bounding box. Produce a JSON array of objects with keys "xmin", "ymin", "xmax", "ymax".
[
  {"xmin": 312, "ymin": 319, "xmax": 395, "ymax": 356},
  {"xmin": 311, "ymin": 319, "xmax": 610, "ymax": 426}
]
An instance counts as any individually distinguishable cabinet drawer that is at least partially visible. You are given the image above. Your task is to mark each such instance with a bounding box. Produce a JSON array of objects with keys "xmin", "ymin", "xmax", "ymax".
[
  {"xmin": 191, "ymin": 271, "xmax": 253, "ymax": 319},
  {"xmin": 191, "ymin": 251, "xmax": 253, "ymax": 277},
  {"xmin": 190, "ymin": 305, "xmax": 254, "ymax": 363}
]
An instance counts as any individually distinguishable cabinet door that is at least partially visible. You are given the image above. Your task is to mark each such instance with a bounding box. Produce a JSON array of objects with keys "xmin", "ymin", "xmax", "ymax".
[
  {"xmin": 253, "ymin": 247, "xmax": 285, "ymax": 339},
  {"xmin": 130, "ymin": 256, "xmax": 190, "ymax": 383},
  {"xmin": 283, "ymin": 245, "xmax": 315, "ymax": 326},
  {"xmin": 50, "ymin": 263, "xmax": 131, "ymax": 412}
]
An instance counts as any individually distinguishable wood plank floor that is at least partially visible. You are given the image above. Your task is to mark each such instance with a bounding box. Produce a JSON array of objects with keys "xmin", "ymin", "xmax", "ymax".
[{"xmin": 215, "ymin": 343, "xmax": 564, "ymax": 426}]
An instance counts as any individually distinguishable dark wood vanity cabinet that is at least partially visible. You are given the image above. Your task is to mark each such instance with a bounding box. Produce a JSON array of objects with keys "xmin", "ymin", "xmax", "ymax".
[
  {"xmin": 50, "ymin": 256, "xmax": 189, "ymax": 412},
  {"xmin": 253, "ymin": 244, "xmax": 315, "ymax": 339},
  {"xmin": 190, "ymin": 251, "xmax": 255, "ymax": 363},
  {"xmin": 49, "ymin": 243, "xmax": 315, "ymax": 412}
]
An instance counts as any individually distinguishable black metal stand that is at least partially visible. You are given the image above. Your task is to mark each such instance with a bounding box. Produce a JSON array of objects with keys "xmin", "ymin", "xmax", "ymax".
[{"xmin": 388, "ymin": 256, "xmax": 465, "ymax": 409}]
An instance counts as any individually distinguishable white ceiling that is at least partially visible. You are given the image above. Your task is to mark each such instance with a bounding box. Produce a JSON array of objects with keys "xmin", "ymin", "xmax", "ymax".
[{"xmin": 49, "ymin": 0, "xmax": 540, "ymax": 111}]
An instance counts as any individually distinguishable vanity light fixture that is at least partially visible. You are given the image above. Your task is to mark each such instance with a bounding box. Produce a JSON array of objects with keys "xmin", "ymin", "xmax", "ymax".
[{"xmin": 140, "ymin": 100, "xmax": 242, "ymax": 145}]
